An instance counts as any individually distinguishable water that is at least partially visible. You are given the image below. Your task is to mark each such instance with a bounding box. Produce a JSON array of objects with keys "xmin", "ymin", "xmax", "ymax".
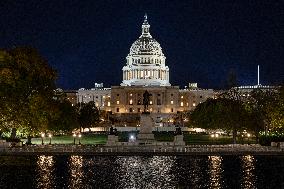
[{"xmin": 0, "ymin": 155, "xmax": 284, "ymax": 189}]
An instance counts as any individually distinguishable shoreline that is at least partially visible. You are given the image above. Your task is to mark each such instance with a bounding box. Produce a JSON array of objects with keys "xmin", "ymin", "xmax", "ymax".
[{"xmin": 1, "ymin": 145, "xmax": 284, "ymax": 156}]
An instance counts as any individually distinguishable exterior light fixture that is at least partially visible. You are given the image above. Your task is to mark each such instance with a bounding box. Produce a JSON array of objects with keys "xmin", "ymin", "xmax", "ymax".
[
  {"xmin": 48, "ymin": 134, "xmax": 52, "ymax": 145},
  {"xmin": 78, "ymin": 134, "xmax": 82, "ymax": 145},
  {"xmin": 73, "ymin": 133, "xmax": 76, "ymax": 144},
  {"xmin": 41, "ymin": 133, "xmax": 45, "ymax": 145}
]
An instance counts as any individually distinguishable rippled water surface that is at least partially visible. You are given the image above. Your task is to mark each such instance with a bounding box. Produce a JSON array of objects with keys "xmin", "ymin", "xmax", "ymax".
[{"xmin": 0, "ymin": 155, "xmax": 284, "ymax": 188}]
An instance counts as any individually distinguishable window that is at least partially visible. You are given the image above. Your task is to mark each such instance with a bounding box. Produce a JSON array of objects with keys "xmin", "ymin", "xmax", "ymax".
[
  {"xmin": 181, "ymin": 96, "xmax": 183, "ymax": 99},
  {"xmin": 171, "ymin": 100, "xmax": 174, "ymax": 104},
  {"xmin": 107, "ymin": 102, "xmax": 110, "ymax": 107},
  {"xmin": 137, "ymin": 108, "xmax": 141, "ymax": 112},
  {"xmin": 171, "ymin": 108, "xmax": 174, "ymax": 112},
  {"xmin": 150, "ymin": 108, "xmax": 153, "ymax": 112},
  {"xmin": 117, "ymin": 94, "xmax": 119, "ymax": 96},
  {"xmin": 130, "ymin": 93, "xmax": 132, "ymax": 96},
  {"xmin": 137, "ymin": 99, "xmax": 141, "ymax": 105},
  {"xmin": 181, "ymin": 102, "xmax": 184, "ymax": 107},
  {"xmin": 200, "ymin": 96, "xmax": 203, "ymax": 98},
  {"xmin": 157, "ymin": 99, "xmax": 161, "ymax": 105},
  {"xmin": 149, "ymin": 100, "xmax": 153, "ymax": 105},
  {"xmin": 171, "ymin": 94, "xmax": 173, "ymax": 96},
  {"xmin": 158, "ymin": 94, "xmax": 160, "ymax": 96},
  {"xmin": 129, "ymin": 99, "xmax": 133, "ymax": 105},
  {"xmin": 129, "ymin": 108, "xmax": 133, "ymax": 113},
  {"xmin": 116, "ymin": 108, "xmax": 119, "ymax": 112},
  {"xmin": 116, "ymin": 100, "xmax": 120, "ymax": 105},
  {"xmin": 193, "ymin": 103, "xmax": 196, "ymax": 107}
]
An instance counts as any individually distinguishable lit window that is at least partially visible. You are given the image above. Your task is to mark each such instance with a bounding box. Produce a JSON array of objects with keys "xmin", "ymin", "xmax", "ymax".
[
  {"xmin": 130, "ymin": 93, "xmax": 132, "ymax": 96},
  {"xmin": 116, "ymin": 100, "xmax": 120, "ymax": 105},
  {"xmin": 107, "ymin": 102, "xmax": 110, "ymax": 106},
  {"xmin": 181, "ymin": 96, "xmax": 183, "ymax": 99},
  {"xmin": 129, "ymin": 99, "xmax": 133, "ymax": 105},
  {"xmin": 181, "ymin": 102, "xmax": 184, "ymax": 107},
  {"xmin": 150, "ymin": 108, "xmax": 153, "ymax": 112},
  {"xmin": 150, "ymin": 100, "xmax": 153, "ymax": 105},
  {"xmin": 171, "ymin": 100, "xmax": 174, "ymax": 104},
  {"xmin": 103, "ymin": 96, "xmax": 105, "ymax": 98},
  {"xmin": 193, "ymin": 103, "xmax": 196, "ymax": 107}
]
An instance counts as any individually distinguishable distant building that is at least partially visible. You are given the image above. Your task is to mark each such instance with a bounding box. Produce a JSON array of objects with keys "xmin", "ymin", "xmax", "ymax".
[{"xmin": 76, "ymin": 84, "xmax": 111, "ymax": 110}]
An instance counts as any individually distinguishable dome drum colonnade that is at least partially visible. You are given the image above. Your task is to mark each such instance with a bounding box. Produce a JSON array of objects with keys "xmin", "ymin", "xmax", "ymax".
[{"xmin": 121, "ymin": 14, "xmax": 170, "ymax": 87}]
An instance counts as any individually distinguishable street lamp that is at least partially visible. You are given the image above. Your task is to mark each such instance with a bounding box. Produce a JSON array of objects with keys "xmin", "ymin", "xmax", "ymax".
[
  {"xmin": 215, "ymin": 133, "xmax": 219, "ymax": 144},
  {"xmin": 73, "ymin": 133, "xmax": 76, "ymax": 145},
  {"xmin": 48, "ymin": 134, "xmax": 52, "ymax": 145},
  {"xmin": 247, "ymin": 133, "xmax": 251, "ymax": 144},
  {"xmin": 78, "ymin": 134, "xmax": 82, "ymax": 145},
  {"xmin": 211, "ymin": 134, "xmax": 215, "ymax": 144},
  {"xmin": 41, "ymin": 133, "xmax": 45, "ymax": 145}
]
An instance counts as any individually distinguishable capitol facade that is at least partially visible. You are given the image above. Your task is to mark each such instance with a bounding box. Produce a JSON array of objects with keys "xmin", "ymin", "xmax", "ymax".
[{"xmin": 74, "ymin": 15, "xmax": 214, "ymax": 126}]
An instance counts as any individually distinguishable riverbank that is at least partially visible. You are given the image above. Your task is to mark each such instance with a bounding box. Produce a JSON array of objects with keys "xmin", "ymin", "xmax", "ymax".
[{"xmin": 1, "ymin": 144, "xmax": 284, "ymax": 156}]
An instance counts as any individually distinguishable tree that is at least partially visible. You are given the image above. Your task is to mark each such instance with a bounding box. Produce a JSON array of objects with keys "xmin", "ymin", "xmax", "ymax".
[
  {"xmin": 0, "ymin": 47, "xmax": 57, "ymax": 141},
  {"xmin": 190, "ymin": 98, "xmax": 247, "ymax": 144},
  {"xmin": 48, "ymin": 100, "xmax": 79, "ymax": 133},
  {"xmin": 77, "ymin": 102, "xmax": 100, "ymax": 131}
]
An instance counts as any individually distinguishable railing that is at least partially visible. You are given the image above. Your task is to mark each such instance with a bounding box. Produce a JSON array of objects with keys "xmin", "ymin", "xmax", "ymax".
[{"xmin": 1, "ymin": 144, "xmax": 284, "ymax": 154}]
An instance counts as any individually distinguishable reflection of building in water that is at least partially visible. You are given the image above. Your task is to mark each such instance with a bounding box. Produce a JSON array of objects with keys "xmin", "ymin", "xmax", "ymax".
[
  {"xmin": 68, "ymin": 156, "xmax": 83, "ymax": 189},
  {"xmin": 241, "ymin": 155, "xmax": 256, "ymax": 188},
  {"xmin": 36, "ymin": 155, "xmax": 54, "ymax": 189},
  {"xmin": 208, "ymin": 156, "xmax": 223, "ymax": 188},
  {"xmin": 115, "ymin": 156, "xmax": 175, "ymax": 188}
]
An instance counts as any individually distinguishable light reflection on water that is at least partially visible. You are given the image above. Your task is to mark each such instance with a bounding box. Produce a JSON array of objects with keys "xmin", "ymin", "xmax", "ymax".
[
  {"xmin": 115, "ymin": 156, "xmax": 176, "ymax": 189},
  {"xmin": 68, "ymin": 156, "xmax": 83, "ymax": 189},
  {"xmin": 208, "ymin": 156, "xmax": 223, "ymax": 188},
  {"xmin": 0, "ymin": 155, "xmax": 278, "ymax": 188},
  {"xmin": 36, "ymin": 155, "xmax": 54, "ymax": 189},
  {"xmin": 241, "ymin": 155, "xmax": 256, "ymax": 189}
]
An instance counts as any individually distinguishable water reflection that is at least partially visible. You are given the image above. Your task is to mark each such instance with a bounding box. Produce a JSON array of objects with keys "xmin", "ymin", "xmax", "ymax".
[
  {"xmin": 115, "ymin": 156, "xmax": 175, "ymax": 188},
  {"xmin": 208, "ymin": 156, "xmax": 223, "ymax": 188},
  {"xmin": 36, "ymin": 155, "xmax": 54, "ymax": 189},
  {"xmin": 68, "ymin": 156, "xmax": 83, "ymax": 189},
  {"xmin": 241, "ymin": 155, "xmax": 256, "ymax": 189}
]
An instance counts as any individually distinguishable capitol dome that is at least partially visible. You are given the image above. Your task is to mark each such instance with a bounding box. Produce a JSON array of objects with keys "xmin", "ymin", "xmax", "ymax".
[
  {"xmin": 121, "ymin": 14, "xmax": 170, "ymax": 86},
  {"xmin": 129, "ymin": 36, "xmax": 164, "ymax": 56}
]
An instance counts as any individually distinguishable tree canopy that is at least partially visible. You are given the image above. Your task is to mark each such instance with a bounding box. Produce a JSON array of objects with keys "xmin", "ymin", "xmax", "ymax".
[{"xmin": 0, "ymin": 47, "xmax": 57, "ymax": 138}]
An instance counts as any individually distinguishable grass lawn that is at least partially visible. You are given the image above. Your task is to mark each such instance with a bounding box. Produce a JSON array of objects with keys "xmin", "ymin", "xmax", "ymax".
[
  {"xmin": 20, "ymin": 132, "xmax": 255, "ymax": 145},
  {"xmin": 21, "ymin": 134, "xmax": 108, "ymax": 145}
]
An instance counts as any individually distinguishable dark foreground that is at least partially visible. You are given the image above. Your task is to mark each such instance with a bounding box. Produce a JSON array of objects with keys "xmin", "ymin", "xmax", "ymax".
[{"xmin": 0, "ymin": 155, "xmax": 284, "ymax": 188}]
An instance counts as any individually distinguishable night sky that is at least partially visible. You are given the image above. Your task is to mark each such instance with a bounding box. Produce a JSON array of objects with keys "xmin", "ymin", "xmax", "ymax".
[{"xmin": 1, "ymin": 0, "xmax": 283, "ymax": 89}]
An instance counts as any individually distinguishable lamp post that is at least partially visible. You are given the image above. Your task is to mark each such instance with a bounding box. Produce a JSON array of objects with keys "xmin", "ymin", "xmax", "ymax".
[
  {"xmin": 211, "ymin": 134, "xmax": 215, "ymax": 145},
  {"xmin": 73, "ymin": 133, "xmax": 76, "ymax": 145},
  {"xmin": 41, "ymin": 133, "xmax": 45, "ymax": 145},
  {"xmin": 247, "ymin": 133, "xmax": 251, "ymax": 144},
  {"xmin": 215, "ymin": 133, "xmax": 219, "ymax": 144},
  {"xmin": 48, "ymin": 134, "xmax": 52, "ymax": 145},
  {"xmin": 78, "ymin": 134, "xmax": 82, "ymax": 145}
]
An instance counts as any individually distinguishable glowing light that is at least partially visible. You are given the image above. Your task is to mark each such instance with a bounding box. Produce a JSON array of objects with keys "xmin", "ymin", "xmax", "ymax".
[
  {"xmin": 48, "ymin": 134, "xmax": 52, "ymax": 138},
  {"xmin": 41, "ymin": 133, "xmax": 45, "ymax": 138}
]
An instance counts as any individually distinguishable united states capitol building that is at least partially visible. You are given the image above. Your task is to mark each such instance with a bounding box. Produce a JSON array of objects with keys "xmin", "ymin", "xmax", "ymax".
[{"xmin": 70, "ymin": 15, "xmax": 214, "ymax": 125}]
